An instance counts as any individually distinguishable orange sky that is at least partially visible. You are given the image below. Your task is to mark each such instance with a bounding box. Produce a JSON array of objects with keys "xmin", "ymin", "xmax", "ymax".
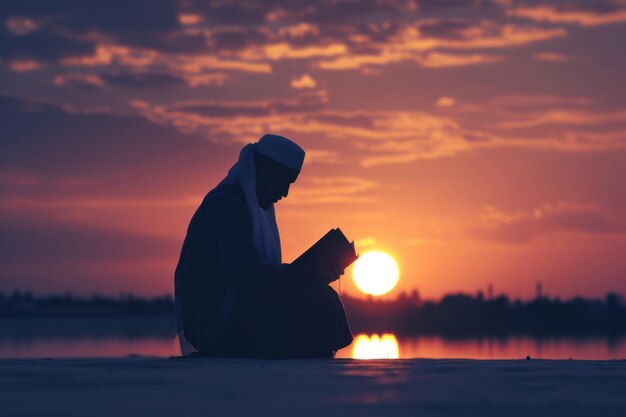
[{"xmin": 1, "ymin": 0, "xmax": 626, "ymax": 300}]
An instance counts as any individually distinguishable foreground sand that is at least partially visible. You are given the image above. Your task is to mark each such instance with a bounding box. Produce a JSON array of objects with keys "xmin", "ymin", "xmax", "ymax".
[{"xmin": 2, "ymin": 357, "xmax": 625, "ymax": 416}]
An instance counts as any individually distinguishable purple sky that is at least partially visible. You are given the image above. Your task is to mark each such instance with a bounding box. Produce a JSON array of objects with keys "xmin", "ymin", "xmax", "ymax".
[{"xmin": 1, "ymin": 0, "xmax": 626, "ymax": 299}]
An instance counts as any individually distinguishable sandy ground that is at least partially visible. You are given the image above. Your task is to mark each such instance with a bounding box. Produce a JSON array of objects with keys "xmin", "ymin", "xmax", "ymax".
[{"xmin": 1, "ymin": 357, "xmax": 625, "ymax": 417}]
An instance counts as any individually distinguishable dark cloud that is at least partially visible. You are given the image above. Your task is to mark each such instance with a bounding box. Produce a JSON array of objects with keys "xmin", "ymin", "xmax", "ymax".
[
  {"xmin": 190, "ymin": 0, "xmax": 270, "ymax": 25},
  {"xmin": 313, "ymin": 113, "xmax": 377, "ymax": 129},
  {"xmin": 0, "ymin": 0, "xmax": 180, "ymax": 34},
  {"xmin": 176, "ymin": 102, "xmax": 273, "ymax": 118},
  {"xmin": 117, "ymin": 32, "xmax": 209, "ymax": 54},
  {"xmin": 461, "ymin": 132, "xmax": 492, "ymax": 142},
  {"xmin": 53, "ymin": 73, "xmax": 103, "ymax": 91},
  {"xmin": 354, "ymin": 21, "xmax": 403, "ymax": 43},
  {"xmin": 506, "ymin": 0, "xmax": 626, "ymax": 26},
  {"xmin": 184, "ymin": 0, "xmax": 420, "ymax": 27},
  {"xmin": 0, "ymin": 0, "xmax": 180, "ymax": 63},
  {"xmin": 210, "ymin": 27, "xmax": 272, "ymax": 51},
  {"xmin": 298, "ymin": 0, "xmax": 415, "ymax": 24},
  {"xmin": 0, "ymin": 0, "xmax": 570, "ymax": 71},
  {"xmin": 174, "ymin": 92, "xmax": 327, "ymax": 118},
  {"xmin": 0, "ymin": 31, "xmax": 94, "ymax": 61},
  {"xmin": 101, "ymin": 72, "xmax": 186, "ymax": 88},
  {"xmin": 417, "ymin": 19, "xmax": 478, "ymax": 39},
  {"xmin": 466, "ymin": 206, "xmax": 626, "ymax": 244},
  {"xmin": 417, "ymin": 0, "xmax": 493, "ymax": 10},
  {"xmin": 558, "ymin": 1, "xmax": 621, "ymax": 14}
]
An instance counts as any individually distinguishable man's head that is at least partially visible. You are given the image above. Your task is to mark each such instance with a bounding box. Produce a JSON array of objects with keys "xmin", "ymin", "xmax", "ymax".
[{"xmin": 251, "ymin": 134, "xmax": 305, "ymax": 210}]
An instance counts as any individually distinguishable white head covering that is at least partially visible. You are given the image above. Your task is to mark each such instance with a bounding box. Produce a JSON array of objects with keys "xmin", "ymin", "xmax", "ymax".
[
  {"xmin": 176, "ymin": 134, "xmax": 305, "ymax": 355},
  {"xmin": 255, "ymin": 134, "xmax": 305, "ymax": 172},
  {"xmin": 216, "ymin": 134, "xmax": 305, "ymax": 264}
]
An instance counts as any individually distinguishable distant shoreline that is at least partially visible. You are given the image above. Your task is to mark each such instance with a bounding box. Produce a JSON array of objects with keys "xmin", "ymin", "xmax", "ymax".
[{"xmin": 2, "ymin": 291, "xmax": 625, "ymax": 337}]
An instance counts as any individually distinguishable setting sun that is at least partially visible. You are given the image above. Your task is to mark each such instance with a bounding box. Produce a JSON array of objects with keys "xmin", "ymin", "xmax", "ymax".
[{"xmin": 353, "ymin": 251, "xmax": 399, "ymax": 296}]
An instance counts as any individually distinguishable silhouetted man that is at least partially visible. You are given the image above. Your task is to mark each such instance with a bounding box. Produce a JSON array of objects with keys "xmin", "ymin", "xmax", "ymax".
[{"xmin": 175, "ymin": 134, "xmax": 353, "ymax": 358}]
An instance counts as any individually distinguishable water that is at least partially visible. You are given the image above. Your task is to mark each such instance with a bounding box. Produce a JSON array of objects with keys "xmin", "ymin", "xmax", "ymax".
[{"xmin": 1, "ymin": 317, "xmax": 625, "ymax": 360}]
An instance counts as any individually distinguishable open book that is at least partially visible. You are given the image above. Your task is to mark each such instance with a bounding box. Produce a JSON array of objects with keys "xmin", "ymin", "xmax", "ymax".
[{"xmin": 292, "ymin": 228, "xmax": 359, "ymax": 276}]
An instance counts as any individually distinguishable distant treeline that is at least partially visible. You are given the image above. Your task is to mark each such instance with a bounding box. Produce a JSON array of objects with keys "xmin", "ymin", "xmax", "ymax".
[
  {"xmin": 343, "ymin": 292, "xmax": 626, "ymax": 337},
  {"xmin": 1, "ymin": 290, "xmax": 625, "ymax": 336},
  {"xmin": 0, "ymin": 292, "xmax": 175, "ymax": 317}
]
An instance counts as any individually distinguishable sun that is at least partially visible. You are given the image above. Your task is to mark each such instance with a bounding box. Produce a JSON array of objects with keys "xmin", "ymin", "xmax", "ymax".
[{"xmin": 352, "ymin": 251, "xmax": 399, "ymax": 296}]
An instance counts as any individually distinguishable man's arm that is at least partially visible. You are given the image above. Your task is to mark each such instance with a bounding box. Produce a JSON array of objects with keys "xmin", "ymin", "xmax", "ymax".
[{"xmin": 212, "ymin": 189, "xmax": 291, "ymax": 291}]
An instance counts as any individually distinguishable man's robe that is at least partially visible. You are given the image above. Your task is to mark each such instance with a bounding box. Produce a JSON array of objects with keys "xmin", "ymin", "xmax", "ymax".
[{"xmin": 175, "ymin": 181, "xmax": 352, "ymax": 358}]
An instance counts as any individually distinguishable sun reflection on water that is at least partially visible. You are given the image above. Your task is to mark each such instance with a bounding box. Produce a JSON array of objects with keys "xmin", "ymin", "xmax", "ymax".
[{"xmin": 352, "ymin": 333, "xmax": 400, "ymax": 359}]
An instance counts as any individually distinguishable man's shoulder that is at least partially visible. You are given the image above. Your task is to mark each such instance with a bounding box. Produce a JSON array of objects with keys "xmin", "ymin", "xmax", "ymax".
[{"xmin": 201, "ymin": 182, "xmax": 246, "ymax": 212}]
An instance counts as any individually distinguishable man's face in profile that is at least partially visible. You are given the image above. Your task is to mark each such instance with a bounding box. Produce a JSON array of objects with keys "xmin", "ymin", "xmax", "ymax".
[{"xmin": 253, "ymin": 151, "xmax": 299, "ymax": 210}]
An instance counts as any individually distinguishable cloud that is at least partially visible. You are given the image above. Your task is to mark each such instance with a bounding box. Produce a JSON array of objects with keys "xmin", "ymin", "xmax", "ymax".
[
  {"xmin": 0, "ymin": 30, "xmax": 95, "ymax": 63},
  {"xmin": 101, "ymin": 71, "xmax": 186, "ymax": 88},
  {"xmin": 318, "ymin": 19, "xmax": 564, "ymax": 70},
  {"xmin": 170, "ymin": 53, "xmax": 272, "ymax": 74},
  {"xmin": 285, "ymin": 176, "xmax": 378, "ymax": 205},
  {"xmin": 132, "ymin": 97, "xmax": 487, "ymax": 165},
  {"xmin": 296, "ymin": 0, "xmax": 418, "ymax": 24},
  {"xmin": 393, "ymin": 20, "xmax": 567, "ymax": 50},
  {"xmin": 169, "ymin": 90, "xmax": 328, "ymax": 117},
  {"xmin": 186, "ymin": 0, "xmax": 271, "ymax": 25},
  {"xmin": 5, "ymin": 58, "xmax": 45, "ymax": 72},
  {"xmin": 278, "ymin": 23, "xmax": 320, "ymax": 39},
  {"xmin": 0, "ymin": 0, "xmax": 180, "ymax": 35},
  {"xmin": 53, "ymin": 73, "xmax": 104, "ymax": 90},
  {"xmin": 57, "ymin": 42, "xmax": 272, "ymax": 75},
  {"xmin": 131, "ymin": 91, "xmax": 330, "ymax": 138},
  {"xmin": 437, "ymin": 97, "xmax": 456, "ymax": 107},
  {"xmin": 54, "ymin": 70, "xmax": 226, "ymax": 90},
  {"xmin": 319, "ymin": 50, "xmax": 504, "ymax": 70},
  {"xmin": 116, "ymin": 30, "xmax": 211, "ymax": 55},
  {"xmin": 304, "ymin": 149, "xmax": 342, "ymax": 164},
  {"xmin": 4, "ymin": 16, "xmax": 38, "ymax": 36},
  {"xmin": 244, "ymin": 42, "xmax": 348, "ymax": 61},
  {"xmin": 179, "ymin": 72, "xmax": 227, "ymax": 87},
  {"xmin": 507, "ymin": 3, "xmax": 626, "ymax": 27},
  {"xmin": 208, "ymin": 27, "xmax": 272, "ymax": 52},
  {"xmin": 318, "ymin": 50, "xmax": 408, "ymax": 70},
  {"xmin": 0, "ymin": 2, "xmax": 573, "ymax": 79},
  {"xmin": 533, "ymin": 52, "xmax": 568, "ymax": 62},
  {"xmin": 187, "ymin": 0, "xmax": 418, "ymax": 27},
  {"xmin": 504, "ymin": 129, "xmax": 626, "ymax": 153},
  {"xmin": 128, "ymin": 89, "xmax": 626, "ymax": 169},
  {"xmin": 59, "ymin": 44, "xmax": 158, "ymax": 68},
  {"xmin": 417, "ymin": 52, "xmax": 504, "ymax": 68},
  {"xmin": 485, "ymin": 94, "xmax": 592, "ymax": 112},
  {"xmin": 466, "ymin": 204, "xmax": 626, "ymax": 244},
  {"xmin": 290, "ymin": 74, "xmax": 317, "ymax": 89},
  {"xmin": 178, "ymin": 14, "xmax": 203, "ymax": 26},
  {"xmin": 497, "ymin": 109, "xmax": 626, "ymax": 129}
]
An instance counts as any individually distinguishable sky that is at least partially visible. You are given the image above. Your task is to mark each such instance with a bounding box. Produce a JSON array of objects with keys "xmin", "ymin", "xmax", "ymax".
[{"xmin": 1, "ymin": 0, "xmax": 626, "ymax": 300}]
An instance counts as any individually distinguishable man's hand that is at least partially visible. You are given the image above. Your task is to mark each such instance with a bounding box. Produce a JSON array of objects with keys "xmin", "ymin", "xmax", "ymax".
[
  {"xmin": 288, "ymin": 259, "xmax": 345, "ymax": 285},
  {"xmin": 319, "ymin": 263, "xmax": 345, "ymax": 284}
]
